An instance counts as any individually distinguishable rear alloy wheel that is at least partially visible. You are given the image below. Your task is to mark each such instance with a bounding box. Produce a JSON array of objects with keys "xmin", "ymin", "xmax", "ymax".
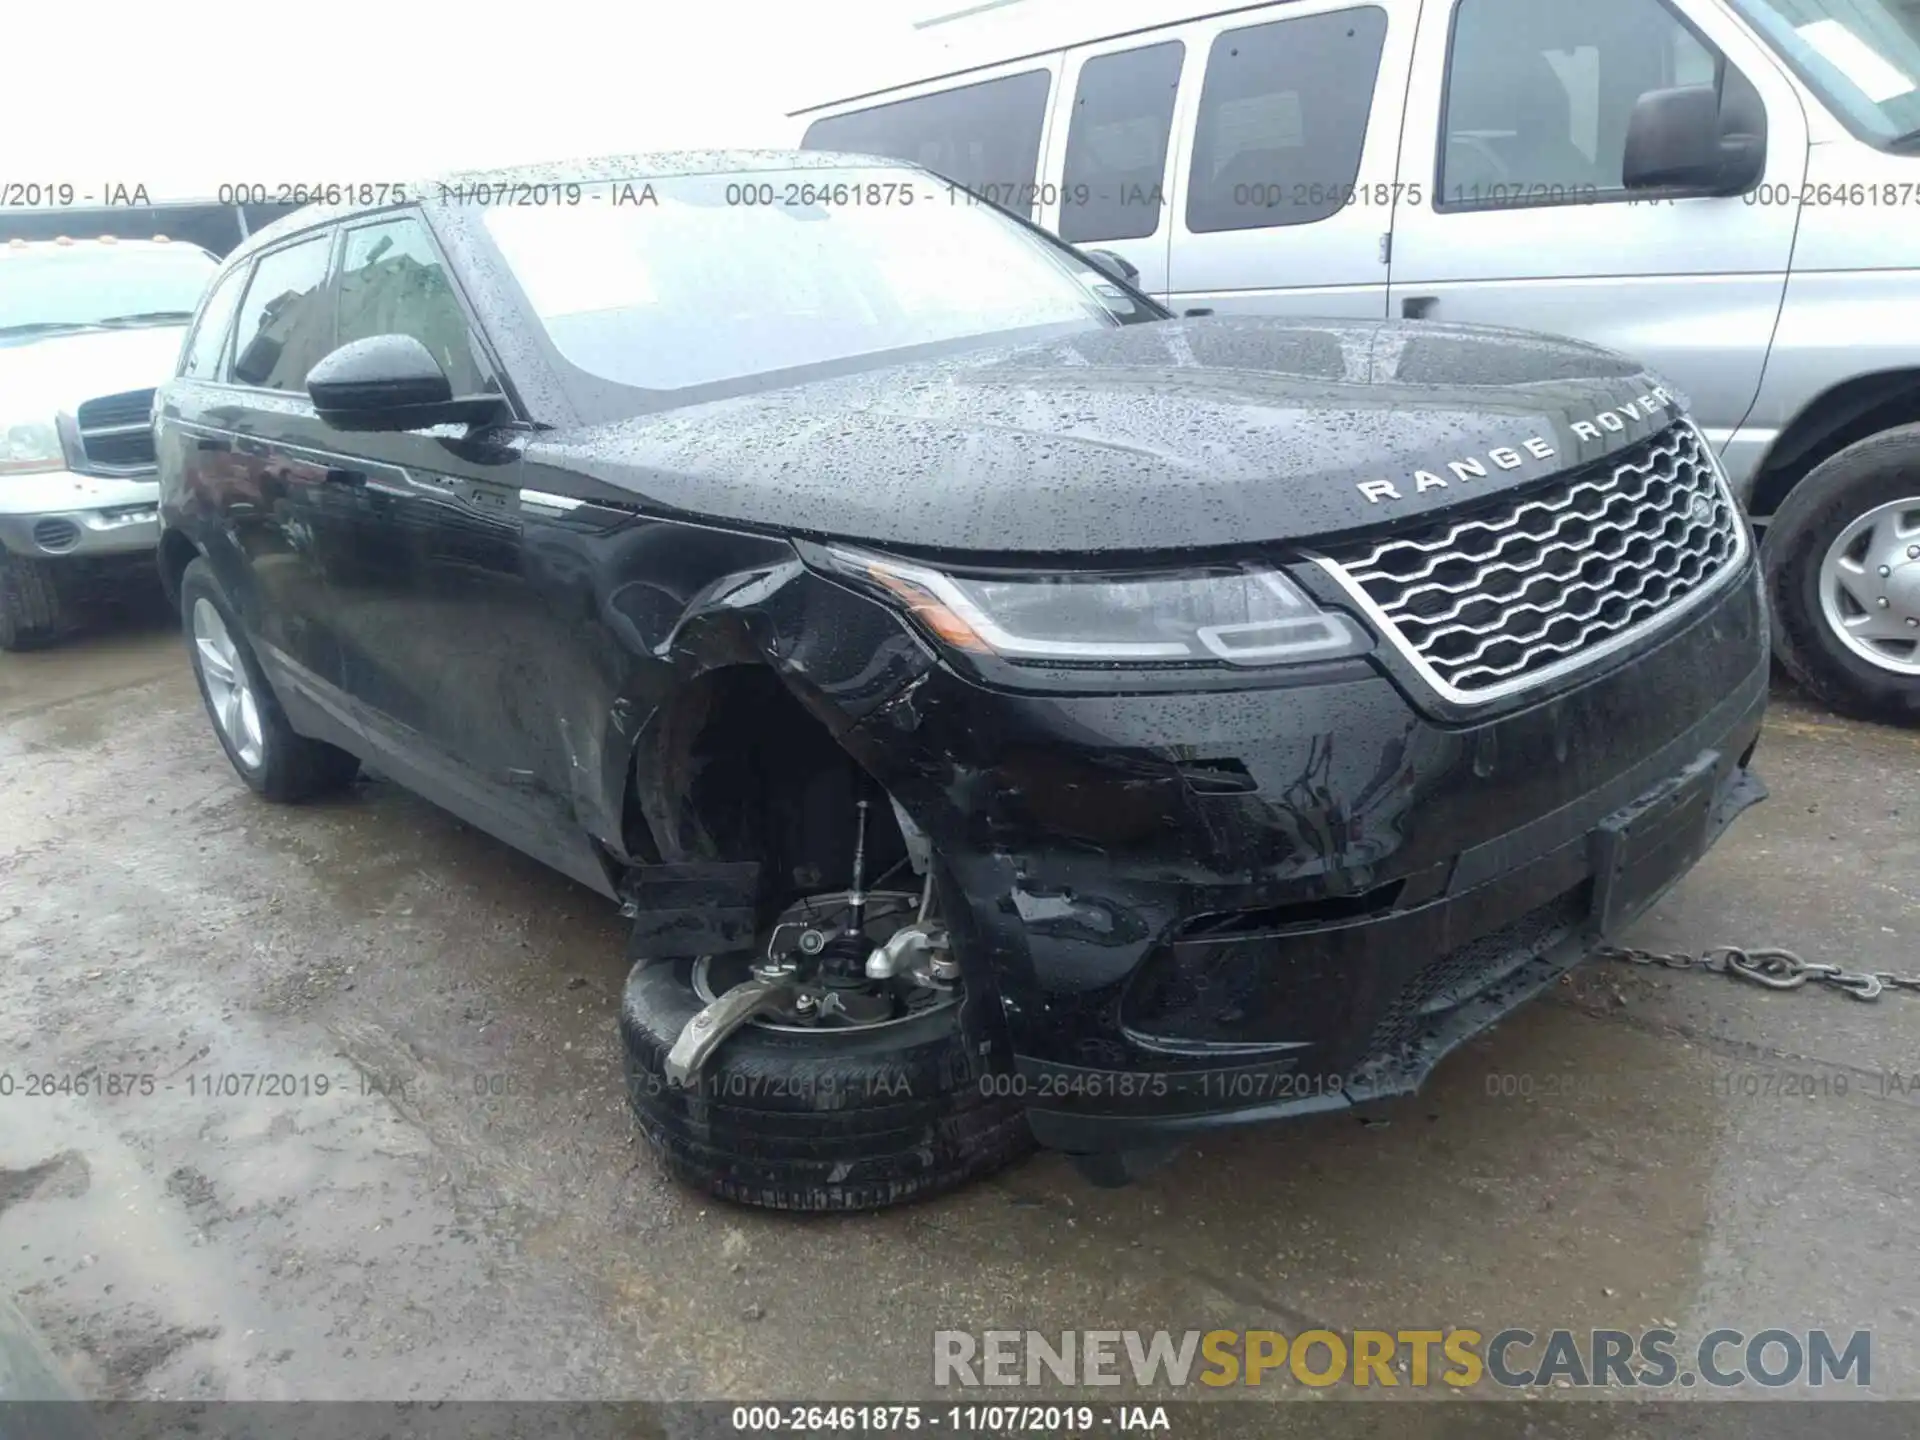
[
  {"xmin": 0, "ymin": 551, "xmax": 68, "ymax": 651},
  {"xmin": 1765, "ymin": 425, "xmax": 1920, "ymax": 725},
  {"xmin": 621, "ymin": 886, "xmax": 1034, "ymax": 1212},
  {"xmin": 179, "ymin": 557, "xmax": 361, "ymax": 801}
]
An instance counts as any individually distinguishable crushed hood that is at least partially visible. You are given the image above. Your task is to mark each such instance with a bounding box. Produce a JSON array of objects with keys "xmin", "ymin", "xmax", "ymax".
[{"xmin": 524, "ymin": 316, "xmax": 1690, "ymax": 555}]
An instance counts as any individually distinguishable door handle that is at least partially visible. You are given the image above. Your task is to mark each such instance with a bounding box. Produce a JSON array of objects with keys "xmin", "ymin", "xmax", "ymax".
[
  {"xmin": 1402, "ymin": 296, "xmax": 1439, "ymax": 320},
  {"xmin": 1182, "ymin": 308, "xmax": 1215, "ymax": 318},
  {"xmin": 323, "ymin": 468, "xmax": 366, "ymax": 487},
  {"xmin": 196, "ymin": 436, "xmax": 230, "ymax": 452}
]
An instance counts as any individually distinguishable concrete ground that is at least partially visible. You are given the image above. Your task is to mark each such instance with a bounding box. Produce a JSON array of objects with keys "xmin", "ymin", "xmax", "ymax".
[{"xmin": 2, "ymin": 606, "xmax": 1916, "ymax": 1420}]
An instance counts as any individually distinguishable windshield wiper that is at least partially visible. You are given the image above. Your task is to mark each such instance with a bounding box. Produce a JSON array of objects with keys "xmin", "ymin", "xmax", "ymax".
[
  {"xmin": 0, "ymin": 320, "xmax": 105, "ymax": 338},
  {"xmin": 96, "ymin": 310, "xmax": 196, "ymax": 327}
]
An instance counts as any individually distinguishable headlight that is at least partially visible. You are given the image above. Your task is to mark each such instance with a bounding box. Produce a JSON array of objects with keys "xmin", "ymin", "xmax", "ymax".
[
  {"xmin": 826, "ymin": 547, "xmax": 1371, "ymax": 667},
  {"xmin": 0, "ymin": 421, "xmax": 62, "ymax": 476}
]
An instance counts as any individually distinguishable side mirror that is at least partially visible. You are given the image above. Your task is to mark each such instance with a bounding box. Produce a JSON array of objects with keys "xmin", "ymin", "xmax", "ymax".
[
  {"xmin": 1082, "ymin": 248, "xmax": 1141, "ymax": 286},
  {"xmin": 1623, "ymin": 85, "xmax": 1765, "ymax": 196},
  {"xmin": 306, "ymin": 334, "xmax": 508, "ymax": 432}
]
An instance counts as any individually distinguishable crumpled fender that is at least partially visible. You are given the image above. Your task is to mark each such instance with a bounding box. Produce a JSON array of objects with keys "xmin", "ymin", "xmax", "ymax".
[{"xmin": 566, "ymin": 521, "xmax": 933, "ymax": 878}]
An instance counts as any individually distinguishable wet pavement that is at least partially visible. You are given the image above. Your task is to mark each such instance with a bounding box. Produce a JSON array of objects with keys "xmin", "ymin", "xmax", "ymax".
[{"xmin": 2, "ymin": 613, "xmax": 1916, "ymax": 1412}]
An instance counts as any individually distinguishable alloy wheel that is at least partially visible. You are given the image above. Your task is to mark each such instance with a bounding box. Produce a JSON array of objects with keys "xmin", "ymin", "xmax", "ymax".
[{"xmin": 192, "ymin": 598, "xmax": 266, "ymax": 769}]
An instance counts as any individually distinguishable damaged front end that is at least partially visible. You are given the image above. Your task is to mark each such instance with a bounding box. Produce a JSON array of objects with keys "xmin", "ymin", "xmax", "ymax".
[{"xmin": 595, "ymin": 420, "xmax": 1768, "ymax": 1176}]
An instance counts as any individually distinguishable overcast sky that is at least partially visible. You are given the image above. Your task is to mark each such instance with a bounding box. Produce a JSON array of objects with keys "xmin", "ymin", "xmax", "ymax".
[{"xmin": 13, "ymin": 0, "xmax": 939, "ymax": 198}]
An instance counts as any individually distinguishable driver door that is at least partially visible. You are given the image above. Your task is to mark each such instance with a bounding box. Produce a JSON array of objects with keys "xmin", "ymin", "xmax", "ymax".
[{"xmin": 1385, "ymin": 0, "xmax": 1809, "ymax": 463}]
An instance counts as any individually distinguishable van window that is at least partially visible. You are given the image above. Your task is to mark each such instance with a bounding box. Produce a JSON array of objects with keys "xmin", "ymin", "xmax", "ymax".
[
  {"xmin": 1441, "ymin": 0, "xmax": 1738, "ymax": 206},
  {"xmin": 1726, "ymin": 0, "xmax": 1920, "ymax": 150},
  {"xmin": 1186, "ymin": 7, "xmax": 1389, "ymax": 234},
  {"xmin": 801, "ymin": 70, "xmax": 1052, "ymax": 213},
  {"xmin": 230, "ymin": 234, "xmax": 334, "ymax": 392},
  {"xmin": 180, "ymin": 263, "xmax": 248, "ymax": 380},
  {"xmin": 1060, "ymin": 42, "xmax": 1184, "ymax": 243},
  {"xmin": 336, "ymin": 217, "xmax": 490, "ymax": 395}
]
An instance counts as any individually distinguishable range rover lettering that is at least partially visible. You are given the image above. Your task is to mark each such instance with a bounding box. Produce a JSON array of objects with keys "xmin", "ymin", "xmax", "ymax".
[{"xmin": 154, "ymin": 153, "xmax": 1768, "ymax": 1211}]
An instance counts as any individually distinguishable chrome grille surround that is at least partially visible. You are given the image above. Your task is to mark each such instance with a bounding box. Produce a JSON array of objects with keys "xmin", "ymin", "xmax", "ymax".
[{"xmin": 1315, "ymin": 423, "xmax": 1748, "ymax": 705}]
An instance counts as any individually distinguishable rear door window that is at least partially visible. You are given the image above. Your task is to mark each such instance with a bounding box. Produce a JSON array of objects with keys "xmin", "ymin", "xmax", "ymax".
[
  {"xmin": 1186, "ymin": 7, "xmax": 1391, "ymax": 234},
  {"xmin": 801, "ymin": 70, "xmax": 1052, "ymax": 212},
  {"xmin": 1059, "ymin": 41, "xmax": 1185, "ymax": 243},
  {"xmin": 230, "ymin": 232, "xmax": 335, "ymax": 392},
  {"xmin": 180, "ymin": 263, "xmax": 248, "ymax": 380}
]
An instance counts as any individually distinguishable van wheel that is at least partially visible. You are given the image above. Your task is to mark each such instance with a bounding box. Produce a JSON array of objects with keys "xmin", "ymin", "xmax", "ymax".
[
  {"xmin": 1764, "ymin": 425, "xmax": 1920, "ymax": 726},
  {"xmin": 179, "ymin": 558, "xmax": 361, "ymax": 800},
  {"xmin": 619, "ymin": 890, "xmax": 1034, "ymax": 1212},
  {"xmin": 0, "ymin": 552, "xmax": 68, "ymax": 651}
]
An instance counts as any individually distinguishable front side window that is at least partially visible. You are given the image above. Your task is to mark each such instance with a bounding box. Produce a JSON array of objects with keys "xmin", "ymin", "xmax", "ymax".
[
  {"xmin": 1441, "ymin": 0, "xmax": 1745, "ymax": 205},
  {"xmin": 231, "ymin": 233, "xmax": 334, "ymax": 392},
  {"xmin": 0, "ymin": 246, "xmax": 217, "ymax": 336},
  {"xmin": 482, "ymin": 167, "xmax": 1159, "ymax": 396},
  {"xmin": 1186, "ymin": 8, "xmax": 1390, "ymax": 234},
  {"xmin": 336, "ymin": 217, "xmax": 490, "ymax": 394},
  {"xmin": 1726, "ymin": 0, "xmax": 1920, "ymax": 148},
  {"xmin": 180, "ymin": 263, "xmax": 248, "ymax": 379},
  {"xmin": 800, "ymin": 70, "xmax": 1052, "ymax": 212},
  {"xmin": 1060, "ymin": 42, "xmax": 1185, "ymax": 243}
]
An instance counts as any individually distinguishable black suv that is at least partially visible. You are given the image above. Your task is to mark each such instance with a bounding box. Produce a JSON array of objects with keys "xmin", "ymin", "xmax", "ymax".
[{"xmin": 155, "ymin": 152, "xmax": 1768, "ymax": 1211}]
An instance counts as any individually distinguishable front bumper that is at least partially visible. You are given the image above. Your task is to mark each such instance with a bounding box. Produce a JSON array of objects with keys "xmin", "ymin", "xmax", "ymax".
[
  {"xmin": 0, "ymin": 472, "xmax": 161, "ymax": 559},
  {"xmin": 842, "ymin": 558, "xmax": 1769, "ymax": 1154}
]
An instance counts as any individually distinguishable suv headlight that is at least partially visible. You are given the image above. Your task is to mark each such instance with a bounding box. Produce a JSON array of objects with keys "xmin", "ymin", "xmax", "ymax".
[
  {"xmin": 826, "ymin": 546, "xmax": 1371, "ymax": 667},
  {"xmin": 0, "ymin": 421, "xmax": 62, "ymax": 476}
]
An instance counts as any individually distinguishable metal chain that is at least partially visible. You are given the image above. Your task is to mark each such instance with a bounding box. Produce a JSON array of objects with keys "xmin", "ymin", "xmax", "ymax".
[{"xmin": 1594, "ymin": 944, "xmax": 1920, "ymax": 1003}]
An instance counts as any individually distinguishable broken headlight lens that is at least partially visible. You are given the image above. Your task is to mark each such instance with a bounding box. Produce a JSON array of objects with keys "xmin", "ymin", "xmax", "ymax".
[{"xmin": 827, "ymin": 548, "xmax": 1371, "ymax": 668}]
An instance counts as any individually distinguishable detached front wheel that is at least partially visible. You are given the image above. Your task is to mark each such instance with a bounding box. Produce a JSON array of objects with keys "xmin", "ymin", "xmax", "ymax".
[
  {"xmin": 620, "ymin": 888, "xmax": 1034, "ymax": 1211},
  {"xmin": 1765, "ymin": 425, "xmax": 1920, "ymax": 726}
]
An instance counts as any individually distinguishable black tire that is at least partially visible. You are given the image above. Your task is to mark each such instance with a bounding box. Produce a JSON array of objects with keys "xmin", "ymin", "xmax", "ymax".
[
  {"xmin": 0, "ymin": 551, "xmax": 68, "ymax": 651},
  {"xmin": 1763, "ymin": 424, "xmax": 1920, "ymax": 726},
  {"xmin": 621, "ymin": 957, "xmax": 1035, "ymax": 1211},
  {"xmin": 179, "ymin": 557, "xmax": 362, "ymax": 801}
]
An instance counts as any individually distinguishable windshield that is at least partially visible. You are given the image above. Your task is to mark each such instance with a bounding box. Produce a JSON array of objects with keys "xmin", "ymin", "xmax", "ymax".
[
  {"xmin": 481, "ymin": 166, "xmax": 1160, "ymax": 394},
  {"xmin": 0, "ymin": 246, "xmax": 218, "ymax": 333},
  {"xmin": 1728, "ymin": 0, "xmax": 1920, "ymax": 147}
]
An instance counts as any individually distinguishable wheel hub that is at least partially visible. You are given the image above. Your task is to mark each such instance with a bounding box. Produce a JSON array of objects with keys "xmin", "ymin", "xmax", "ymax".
[
  {"xmin": 1886, "ymin": 560, "xmax": 1920, "ymax": 622},
  {"xmin": 691, "ymin": 889, "xmax": 959, "ymax": 1035},
  {"xmin": 1819, "ymin": 497, "xmax": 1920, "ymax": 675}
]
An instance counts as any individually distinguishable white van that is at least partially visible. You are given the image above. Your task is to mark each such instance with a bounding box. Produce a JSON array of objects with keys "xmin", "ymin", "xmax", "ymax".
[{"xmin": 787, "ymin": 0, "xmax": 1920, "ymax": 724}]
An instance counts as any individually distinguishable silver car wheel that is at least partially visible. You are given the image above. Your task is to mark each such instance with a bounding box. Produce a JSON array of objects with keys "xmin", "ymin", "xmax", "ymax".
[
  {"xmin": 1819, "ymin": 495, "xmax": 1920, "ymax": 676},
  {"xmin": 192, "ymin": 597, "xmax": 266, "ymax": 769}
]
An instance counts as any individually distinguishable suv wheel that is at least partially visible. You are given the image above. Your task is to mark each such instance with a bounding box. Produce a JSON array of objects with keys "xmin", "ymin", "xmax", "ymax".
[
  {"xmin": 180, "ymin": 557, "xmax": 361, "ymax": 800},
  {"xmin": 1764, "ymin": 424, "xmax": 1920, "ymax": 725},
  {"xmin": 620, "ymin": 889, "xmax": 1034, "ymax": 1211},
  {"xmin": 0, "ymin": 552, "xmax": 68, "ymax": 651}
]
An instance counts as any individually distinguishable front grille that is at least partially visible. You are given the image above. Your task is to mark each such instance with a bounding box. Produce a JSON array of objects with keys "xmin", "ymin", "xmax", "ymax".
[
  {"xmin": 75, "ymin": 388, "xmax": 157, "ymax": 472},
  {"xmin": 1320, "ymin": 424, "xmax": 1745, "ymax": 702}
]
